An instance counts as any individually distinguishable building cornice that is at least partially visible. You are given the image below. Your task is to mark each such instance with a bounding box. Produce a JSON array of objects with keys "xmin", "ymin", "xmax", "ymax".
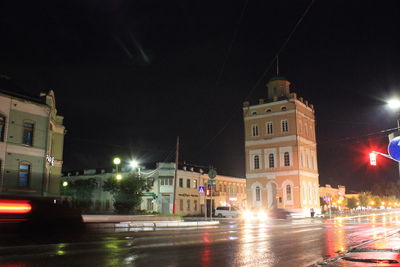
[
  {"xmin": 245, "ymin": 135, "xmax": 296, "ymax": 147},
  {"xmin": 244, "ymin": 110, "xmax": 295, "ymax": 121}
]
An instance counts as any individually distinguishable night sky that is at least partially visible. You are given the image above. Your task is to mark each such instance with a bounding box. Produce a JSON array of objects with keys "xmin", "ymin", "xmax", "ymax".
[{"xmin": 1, "ymin": 0, "xmax": 400, "ymax": 191}]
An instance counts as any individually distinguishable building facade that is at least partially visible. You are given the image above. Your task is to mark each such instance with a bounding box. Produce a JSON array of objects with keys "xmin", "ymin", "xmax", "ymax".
[
  {"xmin": 0, "ymin": 86, "xmax": 65, "ymax": 197},
  {"xmin": 243, "ymin": 77, "xmax": 320, "ymax": 216},
  {"xmin": 62, "ymin": 162, "xmax": 246, "ymax": 215}
]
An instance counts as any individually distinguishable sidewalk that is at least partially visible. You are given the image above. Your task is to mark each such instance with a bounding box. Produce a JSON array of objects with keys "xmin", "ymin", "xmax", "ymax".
[
  {"xmin": 83, "ymin": 214, "xmax": 219, "ymax": 229},
  {"xmin": 314, "ymin": 229, "xmax": 400, "ymax": 266}
]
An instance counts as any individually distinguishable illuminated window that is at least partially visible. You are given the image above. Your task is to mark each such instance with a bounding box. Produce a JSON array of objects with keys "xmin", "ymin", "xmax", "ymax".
[
  {"xmin": 193, "ymin": 179, "xmax": 197, "ymax": 188},
  {"xmin": 252, "ymin": 125, "xmax": 259, "ymax": 137},
  {"xmin": 22, "ymin": 122, "xmax": 34, "ymax": 146},
  {"xmin": 266, "ymin": 122, "xmax": 273, "ymax": 134},
  {"xmin": 0, "ymin": 116, "xmax": 5, "ymax": 142},
  {"xmin": 284, "ymin": 152, "xmax": 290, "ymax": 166},
  {"xmin": 255, "ymin": 186, "xmax": 261, "ymax": 201},
  {"xmin": 286, "ymin": 185, "xmax": 292, "ymax": 201},
  {"xmin": 281, "ymin": 120, "xmax": 288, "ymax": 132},
  {"xmin": 268, "ymin": 153, "xmax": 274, "ymax": 168},
  {"xmin": 18, "ymin": 163, "xmax": 30, "ymax": 187},
  {"xmin": 254, "ymin": 155, "xmax": 260, "ymax": 169}
]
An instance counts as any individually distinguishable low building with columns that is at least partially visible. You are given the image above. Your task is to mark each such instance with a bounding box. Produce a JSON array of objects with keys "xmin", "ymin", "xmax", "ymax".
[{"xmin": 243, "ymin": 77, "xmax": 320, "ymax": 217}]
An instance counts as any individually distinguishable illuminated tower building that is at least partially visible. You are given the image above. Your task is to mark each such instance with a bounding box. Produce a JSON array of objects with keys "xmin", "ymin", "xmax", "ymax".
[{"xmin": 243, "ymin": 77, "xmax": 320, "ymax": 216}]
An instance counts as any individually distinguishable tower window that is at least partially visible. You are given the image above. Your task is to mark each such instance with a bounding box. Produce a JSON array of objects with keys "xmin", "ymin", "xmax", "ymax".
[
  {"xmin": 22, "ymin": 122, "xmax": 34, "ymax": 146},
  {"xmin": 254, "ymin": 155, "xmax": 260, "ymax": 169},
  {"xmin": 266, "ymin": 122, "xmax": 273, "ymax": 135},
  {"xmin": 281, "ymin": 106, "xmax": 287, "ymax": 111},
  {"xmin": 255, "ymin": 186, "xmax": 261, "ymax": 201},
  {"xmin": 281, "ymin": 120, "xmax": 288, "ymax": 132},
  {"xmin": 286, "ymin": 184, "xmax": 292, "ymax": 201},
  {"xmin": 266, "ymin": 109, "xmax": 272, "ymax": 113},
  {"xmin": 252, "ymin": 125, "xmax": 259, "ymax": 137},
  {"xmin": 268, "ymin": 153, "xmax": 274, "ymax": 168},
  {"xmin": 284, "ymin": 152, "xmax": 290, "ymax": 166},
  {"xmin": 252, "ymin": 111, "xmax": 257, "ymax": 115}
]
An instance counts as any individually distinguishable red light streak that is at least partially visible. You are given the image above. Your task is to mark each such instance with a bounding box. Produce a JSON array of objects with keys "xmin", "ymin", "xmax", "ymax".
[{"xmin": 0, "ymin": 200, "xmax": 31, "ymax": 214}]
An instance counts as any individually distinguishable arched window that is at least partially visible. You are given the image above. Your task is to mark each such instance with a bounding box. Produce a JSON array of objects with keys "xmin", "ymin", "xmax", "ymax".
[
  {"xmin": 286, "ymin": 185, "xmax": 292, "ymax": 201},
  {"xmin": 255, "ymin": 186, "xmax": 261, "ymax": 201},
  {"xmin": 252, "ymin": 111, "xmax": 257, "ymax": 115},
  {"xmin": 266, "ymin": 109, "xmax": 272, "ymax": 113},
  {"xmin": 254, "ymin": 155, "xmax": 260, "ymax": 169},
  {"xmin": 18, "ymin": 162, "xmax": 31, "ymax": 187},
  {"xmin": 284, "ymin": 152, "xmax": 290, "ymax": 166},
  {"xmin": 22, "ymin": 121, "xmax": 34, "ymax": 146},
  {"xmin": 268, "ymin": 153, "xmax": 274, "ymax": 168},
  {"xmin": 0, "ymin": 115, "xmax": 5, "ymax": 142},
  {"xmin": 281, "ymin": 106, "xmax": 287, "ymax": 111}
]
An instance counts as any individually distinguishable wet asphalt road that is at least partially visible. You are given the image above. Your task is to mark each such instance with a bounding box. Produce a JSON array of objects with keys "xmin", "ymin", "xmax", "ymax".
[{"xmin": 0, "ymin": 213, "xmax": 400, "ymax": 267}]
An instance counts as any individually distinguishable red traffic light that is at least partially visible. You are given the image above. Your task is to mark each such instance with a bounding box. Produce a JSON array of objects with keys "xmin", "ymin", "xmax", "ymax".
[{"xmin": 370, "ymin": 152, "xmax": 377, "ymax": 166}]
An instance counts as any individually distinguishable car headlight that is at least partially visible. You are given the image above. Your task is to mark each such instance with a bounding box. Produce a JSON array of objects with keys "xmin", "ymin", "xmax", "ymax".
[
  {"xmin": 257, "ymin": 210, "xmax": 268, "ymax": 220},
  {"xmin": 242, "ymin": 210, "xmax": 254, "ymax": 220}
]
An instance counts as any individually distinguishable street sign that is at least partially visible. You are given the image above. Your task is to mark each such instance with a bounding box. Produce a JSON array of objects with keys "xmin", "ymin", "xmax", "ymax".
[
  {"xmin": 208, "ymin": 180, "xmax": 217, "ymax": 185},
  {"xmin": 143, "ymin": 192, "xmax": 157, "ymax": 199},
  {"xmin": 198, "ymin": 186, "xmax": 205, "ymax": 194},
  {"xmin": 208, "ymin": 168, "xmax": 217, "ymax": 179},
  {"xmin": 388, "ymin": 136, "xmax": 400, "ymax": 161}
]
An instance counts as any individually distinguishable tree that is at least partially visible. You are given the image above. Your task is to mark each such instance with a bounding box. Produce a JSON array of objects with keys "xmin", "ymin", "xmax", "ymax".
[
  {"xmin": 103, "ymin": 173, "xmax": 148, "ymax": 214},
  {"xmin": 358, "ymin": 192, "xmax": 371, "ymax": 208},
  {"xmin": 346, "ymin": 197, "xmax": 358, "ymax": 209},
  {"xmin": 60, "ymin": 178, "xmax": 97, "ymax": 211}
]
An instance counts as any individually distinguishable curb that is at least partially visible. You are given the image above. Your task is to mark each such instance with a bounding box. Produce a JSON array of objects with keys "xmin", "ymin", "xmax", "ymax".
[{"xmin": 87, "ymin": 220, "xmax": 219, "ymax": 229}]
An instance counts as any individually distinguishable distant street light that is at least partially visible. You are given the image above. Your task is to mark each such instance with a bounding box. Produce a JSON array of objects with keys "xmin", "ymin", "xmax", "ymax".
[
  {"xmin": 130, "ymin": 159, "xmax": 141, "ymax": 176},
  {"xmin": 116, "ymin": 174, "xmax": 122, "ymax": 180},
  {"xmin": 62, "ymin": 181, "xmax": 68, "ymax": 187}
]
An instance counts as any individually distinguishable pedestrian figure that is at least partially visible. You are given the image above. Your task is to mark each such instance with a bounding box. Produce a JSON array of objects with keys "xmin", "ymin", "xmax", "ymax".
[{"xmin": 310, "ymin": 208, "xmax": 315, "ymax": 218}]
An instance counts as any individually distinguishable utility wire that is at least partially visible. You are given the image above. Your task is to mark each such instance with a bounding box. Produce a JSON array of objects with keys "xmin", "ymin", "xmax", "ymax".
[
  {"xmin": 198, "ymin": 0, "xmax": 316, "ymax": 154},
  {"xmin": 216, "ymin": 0, "xmax": 250, "ymax": 83}
]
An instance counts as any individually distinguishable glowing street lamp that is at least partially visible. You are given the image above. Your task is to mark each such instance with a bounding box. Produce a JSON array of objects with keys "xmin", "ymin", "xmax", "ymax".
[
  {"xmin": 62, "ymin": 181, "xmax": 68, "ymax": 187},
  {"xmin": 113, "ymin": 157, "xmax": 121, "ymax": 173},
  {"xmin": 116, "ymin": 174, "xmax": 122, "ymax": 180},
  {"xmin": 130, "ymin": 159, "xmax": 141, "ymax": 176}
]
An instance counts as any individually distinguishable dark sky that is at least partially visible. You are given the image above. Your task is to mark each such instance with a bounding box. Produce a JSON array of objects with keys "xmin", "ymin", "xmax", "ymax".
[{"xmin": 1, "ymin": 0, "xmax": 400, "ymax": 191}]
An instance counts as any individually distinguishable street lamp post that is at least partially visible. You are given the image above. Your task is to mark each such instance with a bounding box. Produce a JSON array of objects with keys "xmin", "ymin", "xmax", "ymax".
[
  {"xmin": 113, "ymin": 157, "xmax": 121, "ymax": 180},
  {"xmin": 387, "ymin": 98, "xmax": 400, "ymax": 181}
]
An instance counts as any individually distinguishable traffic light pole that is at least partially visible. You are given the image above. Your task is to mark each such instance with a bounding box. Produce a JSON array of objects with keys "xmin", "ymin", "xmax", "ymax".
[{"xmin": 210, "ymin": 184, "xmax": 213, "ymax": 221}]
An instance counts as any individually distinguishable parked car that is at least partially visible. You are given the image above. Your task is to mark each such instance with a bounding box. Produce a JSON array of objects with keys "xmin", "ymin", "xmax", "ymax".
[{"xmin": 215, "ymin": 206, "xmax": 239, "ymax": 218}]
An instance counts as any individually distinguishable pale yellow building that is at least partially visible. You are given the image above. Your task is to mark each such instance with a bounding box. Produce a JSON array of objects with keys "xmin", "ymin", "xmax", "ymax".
[
  {"xmin": 243, "ymin": 77, "xmax": 320, "ymax": 217},
  {"xmin": 175, "ymin": 168, "xmax": 246, "ymax": 216}
]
